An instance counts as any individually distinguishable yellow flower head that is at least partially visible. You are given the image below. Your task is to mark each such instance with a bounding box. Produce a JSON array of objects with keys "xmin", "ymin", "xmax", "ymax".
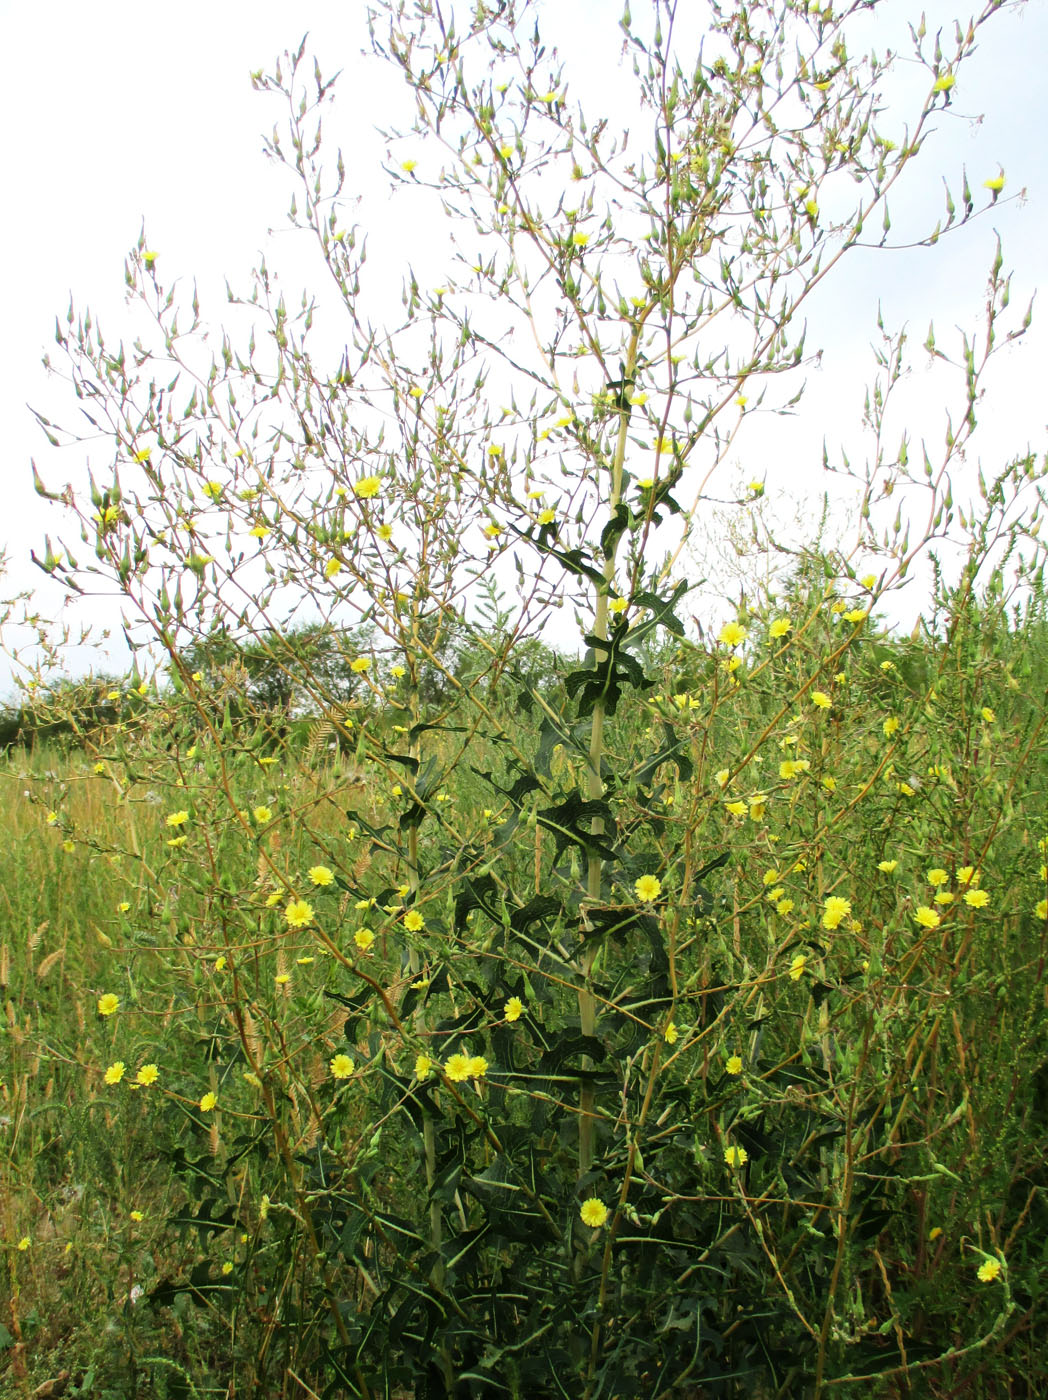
[
  {"xmin": 877, "ymin": 859, "xmax": 898, "ymax": 874},
  {"xmin": 200, "ymin": 1092, "xmax": 217, "ymax": 1112},
  {"xmin": 97, "ymin": 994, "xmax": 120, "ymax": 1017},
  {"xmin": 354, "ymin": 928, "xmax": 375, "ymax": 952},
  {"xmin": 724, "ymin": 1144, "xmax": 748, "ymax": 1168},
  {"xmin": 467, "ymin": 1056, "xmax": 488, "ymax": 1078},
  {"xmin": 330, "ymin": 1054, "xmax": 353, "ymax": 1080},
  {"xmin": 977, "ymin": 1257, "xmax": 1001, "ymax": 1283},
  {"xmin": 351, "ymin": 657, "xmax": 371, "ymax": 674},
  {"xmin": 769, "ymin": 618, "xmax": 791, "ymax": 639},
  {"xmin": 403, "ymin": 909, "xmax": 426, "ymax": 932},
  {"xmin": 444, "ymin": 1053, "xmax": 471, "ymax": 1082},
  {"xmin": 308, "ymin": 865, "xmax": 334, "ymax": 887},
  {"xmin": 789, "ymin": 954, "xmax": 807, "ymax": 981},
  {"xmin": 324, "ymin": 558, "xmax": 342, "ymax": 579},
  {"xmin": 718, "ymin": 621, "xmax": 748, "ymax": 648},
  {"xmin": 104, "ymin": 1061, "xmax": 126, "ymax": 1085},
  {"xmin": 579, "ymin": 1197, "xmax": 609, "ymax": 1228},
  {"xmin": 136, "ymin": 1064, "xmax": 159, "ymax": 1086},
  {"xmin": 504, "ymin": 996, "xmax": 524, "ymax": 1023},
  {"xmin": 664, "ymin": 1021, "xmax": 678, "ymax": 1045},
  {"xmin": 822, "ymin": 896, "xmax": 852, "ymax": 931},
  {"xmin": 354, "ymin": 475, "xmax": 381, "ymax": 499},
  {"xmin": 913, "ymin": 906, "xmax": 941, "ymax": 929},
  {"xmin": 414, "ymin": 1054, "xmax": 432, "ymax": 1079},
  {"xmin": 927, "ymin": 869, "xmax": 949, "ymax": 887},
  {"xmin": 285, "ymin": 899, "xmax": 315, "ymax": 929},
  {"xmin": 634, "ymin": 874, "xmax": 662, "ymax": 903},
  {"xmin": 166, "ymin": 810, "xmax": 189, "ymax": 827},
  {"xmin": 963, "ymin": 889, "xmax": 990, "ymax": 909},
  {"xmin": 812, "ymin": 691, "xmax": 831, "ymax": 709},
  {"xmin": 726, "ymin": 1055, "xmax": 743, "ymax": 1076}
]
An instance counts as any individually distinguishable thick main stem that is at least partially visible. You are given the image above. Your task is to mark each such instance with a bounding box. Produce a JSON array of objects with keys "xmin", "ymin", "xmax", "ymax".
[{"xmin": 577, "ymin": 332, "xmax": 639, "ymax": 1181}]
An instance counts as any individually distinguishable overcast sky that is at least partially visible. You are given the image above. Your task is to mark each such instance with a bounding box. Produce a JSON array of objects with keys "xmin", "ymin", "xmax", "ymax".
[{"xmin": 2, "ymin": 0, "xmax": 1045, "ymax": 696}]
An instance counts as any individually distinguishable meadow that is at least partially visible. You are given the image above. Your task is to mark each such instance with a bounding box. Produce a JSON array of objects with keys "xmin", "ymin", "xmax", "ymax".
[{"xmin": 3, "ymin": 561, "xmax": 1048, "ymax": 1398}]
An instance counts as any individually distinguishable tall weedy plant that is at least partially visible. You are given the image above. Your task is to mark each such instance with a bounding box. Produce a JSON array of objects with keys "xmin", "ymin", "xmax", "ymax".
[{"xmin": 22, "ymin": 1, "xmax": 1048, "ymax": 1395}]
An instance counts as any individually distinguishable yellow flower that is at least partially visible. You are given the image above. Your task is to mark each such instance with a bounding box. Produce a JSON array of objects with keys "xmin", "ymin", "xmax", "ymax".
[
  {"xmin": 93, "ymin": 762, "xmax": 106, "ymax": 775},
  {"xmin": 984, "ymin": 175, "xmax": 1005, "ymax": 194},
  {"xmin": 927, "ymin": 869, "xmax": 949, "ymax": 887},
  {"xmin": 264, "ymin": 890, "xmax": 282, "ymax": 907},
  {"xmin": 789, "ymin": 954, "xmax": 806, "ymax": 981},
  {"xmin": 221, "ymin": 1261, "xmax": 234, "ymax": 1276},
  {"xmin": 118, "ymin": 901, "xmax": 130, "ymax": 913},
  {"xmin": 775, "ymin": 898, "xmax": 795, "ymax": 917},
  {"xmin": 467, "ymin": 1056, "xmax": 489, "ymax": 1078},
  {"xmin": 104, "ymin": 1061, "xmax": 126, "ymax": 1085},
  {"xmin": 97, "ymin": 994, "xmax": 120, "ymax": 1017},
  {"xmin": 414, "ymin": 1054, "xmax": 432, "ymax": 1079},
  {"xmin": 842, "ymin": 608, "xmax": 868, "ymax": 623},
  {"xmin": 779, "ymin": 759, "xmax": 811, "ymax": 780},
  {"xmin": 377, "ymin": 522, "xmax": 393, "ymax": 541},
  {"xmin": 934, "ymin": 890, "xmax": 955, "ymax": 905},
  {"xmin": 330, "ymin": 1054, "xmax": 353, "ymax": 1080},
  {"xmin": 504, "ymin": 996, "xmax": 524, "ymax": 1022},
  {"xmin": 724, "ymin": 1144, "xmax": 748, "ymax": 1168},
  {"xmin": 354, "ymin": 475, "xmax": 381, "ymax": 499},
  {"xmin": 579, "ymin": 1198, "xmax": 609, "ymax": 1228},
  {"xmin": 401, "ymin": 159, "xmax": 417, "ymax": 173},
  {"xmin": 714, "ymin": 769, "xmax": 731, "ymax": 788},
  {"xmin": 274, "ymin": 974, "xmax": 290, "ymax": 986},
  {"xmin": 812, "ymin": 691, "xmax": 831, "ymax": 709},
  {"xmin": 913, "ymin": 906, "xmax": 941, "ymax": 929},
  {"xmin": 980, "ymin": 707, "xmax": 996, "ymax": 724},
  {"xmin": 136, "ymin": 1064, "xmax": 159, "ymax": 1086},
  {"xmin": 249, "ymin": 525, "xmax": 270, "ymax": 540},
  {"xmin": 166, "ymin": 810, "xmax": 189, "ymax": 827},
  {"xmin": 609, "ymin": 596, "xmax": 628, "ymax": 614},
  {"xmin": 821, "ymin": 775, "xmax": 837, "ymax": 793},
  {"xmin": 324, "ymin": 558, "xmax": 342, "ymax": 579},
  {"xmin": 769, "ymin": 618, "xmax": 791, "ymax": 639},
  {"xmin": 200, "ymin": 1092, "xmax": 217, "ymax": 1112},
  {"xmin": 215, "ymin": 956, "xmax": 227, "ymax": 971},
  {"xmin": 822, "ymin": 896, "xmax": 852, "ymax": 930},
  {"xmin": 354, "ymin": 928, "xmax": 375, "ymax": 952},
  {"xmin": 977, "ymin": 1257, "xmax": 1001, "ymax": 1283},
  {"xmin": 537, "ymin": 508, "xmax": 556, "ymax": 526},
  {"xmin": 1034, "ymin": 898, "xmax": 1047, "ymax": 921},
  {"xmin": 253, "ymin": 806, "xmax": 272, "ymax": 824},
  {"xmin": 634, "ymin": 874, "xmax": 662, "ymax": 902},
  {"xmin": 308, "ymin": 865, "xmax": 334, "ymax": 887},
  {"xmin": 285, "ymin": 899, "xmax": 315, "ymax": 929},
  {"xmin": 726, "ymin": 1055, "xmax": 743, "ymax": 1075},
  {"xmin": 130, "ymin": 1210, "xmax": 144, "ymax": 1222},
  {"xmin": 571, "ymin": 231, "xmax": 590, "ymax": 247},
  {"xmin": 351, "ymin": 656, "xmax": 371, "ymax": 673},
  {"xmin": 664, "ymin": 1021, "xmax": 678, "ymax": 1045},
  {"xmin": 403, "ymin": 910, "xmax": 425, "ymax": 932},
  {"xmin": 444, "ymin": 1054, "xmax": 471, "ymax": 1082},
  {"xmin": 963, "ymin": 889, "xmax": 990, "ymax": 909},
  {"xmin": 957, "ymin": 866, "xmax": 978, "ymax": 886},
  {"xmin": 749, "ymin": 794, "xmax": 768, "ymax": 821},
  {"xmin": 932, "ymin": 72, "xmax": 955, "ymax": 92},
  {"xmin": 718, "ymin": 621, "xmax": 747, "ymax": 647},
  {"xmin": 877, "ymin": 860, "xmax": 898, "ymax": 874},
  {"xmin": 17, "ymin": 1236, "xmax": 31, "ymax": 1251},
  {"xmin": 725, "ymin": 800, "xmax": 747, "ymax": 817},
  {"xmin": 883, "ymin": 717, "xmax": 899, "ymax": 738}
]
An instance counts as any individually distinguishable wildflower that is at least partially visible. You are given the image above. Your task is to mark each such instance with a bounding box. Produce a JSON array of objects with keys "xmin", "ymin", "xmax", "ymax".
[
  {"xmin": 354, "ymin": 928, "xmax": 375, "ymax": 952},
  {"xmin": 504, "ymin": 996, "xmax": 524, "ymax": 1022},
  {"xmin": 1034, "ymin": 899, "xmax": 1047, "ymax": 921},
  {"xmin": 308, "ymin": 865, "xmax": 334, "ymax": 887},
  {"xmin": 467, "ymin": 1056, "xmax": 489, "ymax": 1078},
  {"xmin": 104, "ymin": 1061, "xmax": 126, "ymax": 1085},
  {"xmin": 377, "ymin": 522, "xmax": 393, "ymax": 541},
  {"xmin": 932, "ymin": 72, "xmax": 956, "ymax": 92},
  {"xmin": 822, "ymin": 896, "xmax": 852, "ymax": 930},
  {"xmin": 274, "ymin": 974, "xmax": 290, "ymax": 986},
  {"xmin": 444, "ymin": 1054, "xmax": 471, "ymax": 1082},
  {"xmin": 264, "ymin": 890, "xmax": 282, "ymax": 907},
  {"xmin": 877, "ymin": 860, "xmax": 898, "ymax": 874},
  {"xmin": 812, "ymin": 691, "xmax": 831, "ymax": 709},
  {"xmin": 325, "ymin": 558, "xmax": 342, "ymax": 579},
  {"xmin": 296, "ymin": 956, "xmax": 314, "ymax": 965},
  {"xmin": 285, "ymin": 900, "xmax": 314, "ymax": 929},
  {"xmin": 118, "ymin": 901, "xmax": 130, "ymax": 912},
  {"xmin": 572, "ymin": 231, "xmax": 590, "ymax": 247},
  {"xmin": 249, "ymin": 525, "xmax": 270, "ymax": 540},
  {"xmin": 883, "ymin": 717, "xmax": 899, "ymax": 738},
  {"xmin": 821, "ymin": 775, "xmax": 837, "ymax": 793},
  {"xmin": 354, "ymin": 476, "xmax": 381, "ymax": 498},
  {"xmin": 927, "ymin": 869, "xmax": 949, "ymax": 887},
  {"xmin": 957, "ymin": 866, "xmax": 978, "ymax": 886},
  {"xmin": 637, "ymin": 476, "xmax": 655, "ymax": 490},
  {"xmin": 664, "ymin": 1022, "xmax": 678, "ymax": 1045},
  {"xmin": 714, "ymin": 769, "xmax": 731, "ymax": 787},
  {"xmin": 724, "ymin": 1145, "xmax": 748, "ymax": 1167},
  {"xmin": 166, "ymin": 810, "xmax": 189, "ymax": 827},
  {"xmin": 935, "ymin": 891, "xmax": 955, "ymax": 905},
  {"xmin": 842, "ymin": 608, "xmax": 868, "ymax": 623},
  {"xmin": 725, "ymin": 800, "xmax": 747, "ymax": 817},
  {"xmin": 769, "ymin": 618, "xmax": 791, "ymax": 639},
  {"xmin": 330, "ymin": 1054, "xmax": 353, "ymax": 1080},
  {"xmin": 634, "ymin": 874, "xmax": 662, "ymax": 902},
  {"xmin": 130, "ymin": 1210, "xmax": 144, "ymax": 1222},
  {"xmin": 351, "ymin": 657, "xmax": 371, "ymax": 674},
  {"xmin": 897, "ymin": 782, "xmax": 916, "ymax": 798},
  {"xmin": 253, "ymin": 806, "xmax": 272, "ymax": 824},
  {"xmin": 977, "ymin": 1257, "xmax": 1001, "ymax": 1283},
  {"xmin": 929, "ymin": 1226, "xmax": 943, "ymax": 1241},
  {"xmin": 913, "ymin": 906, "xmax": 941, "ymax": 929},
  {"xmin": 136, "ymin": 1064, "xmax": 159, "ymax": 1086},
  {"xmin": 984, "ymin": 174, "xmax": 1005, "ymax": 194},
  {"xmin": 749, "ymin": 794, "xmax": 768, "ymax": 821},
  {"xmin": 97, "ymin": 994, "xmax": 120, "ymax": 1017},
  {"xmin": 580, "ymin": 1198, "xmax": 609, "ymax": 1228},
  {"xmin": 963, "ymin": 889, "xmax": 990, "ymax": 909},
  {"xmin": 415, "ymin": 1054, "xmax": 432, "ymax": 1079},
  {"xmin": 221, "ymin": 1261, "xmax": 234, "ymax": 1276},
  {"xmin": 789, "ymin": 954, "xmax": 807, "ymax": 981},
  {"xmin": 609, "ymin": 596, "xmax": 629, "ymax": 614},
  {"xmin": 718, "ymin": 621, "xmax": 748, "ymax": 647},
  {"xmin": 93, "ymin": 762, "xmax": 106, "ymax": 775},
  {"xmin": 401, "ymin": 159, "xmax": 417, "ymax": 173},
  {"xmin": 981, "ymin": 707, "xmax": 996, "ymax": 724},
  {"xmin": 17, "ymin": 1237, "xmax": 30, "ymax": 1251},
  {"xmin": 214, "ymin": 956, "xmax": 227, "ymax": 971},
  {"xmin": 200, "ymin": 1092, "xmax": 217, "ymax": 1112},
  {"xmin": 776, "ymin": 898, "xmax": 795, "ymax": 917},
  {"xmin": 779, "ymin": 759, "xmax": 811, "ymax": 780},
  {"xmin": 403, "ymin": 910, "xmax": 425, "ymax": 932},
  {"xmin": 726, "ymin": 1055, "xmax": 743, "ymax": 1075}
]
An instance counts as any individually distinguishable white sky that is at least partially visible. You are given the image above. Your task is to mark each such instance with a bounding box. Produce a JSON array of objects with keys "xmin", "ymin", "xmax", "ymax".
[{"xmin": 2, "ymin": 0, "xmax": 1046, "ymax": 697}]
